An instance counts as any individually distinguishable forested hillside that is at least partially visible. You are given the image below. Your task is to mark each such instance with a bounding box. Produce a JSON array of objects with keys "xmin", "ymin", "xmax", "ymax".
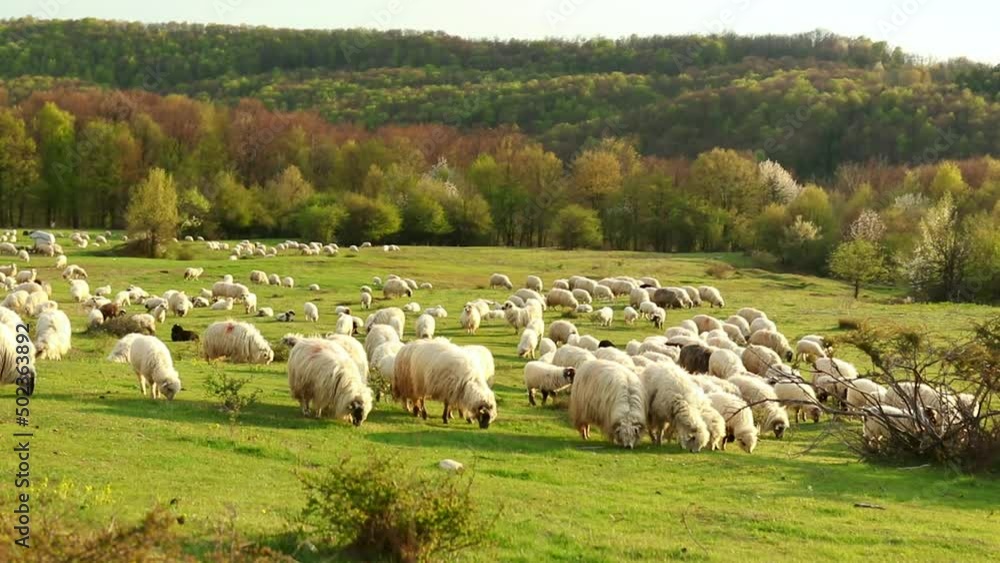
[{"xmin": 0, "ymin": 19, "xmax": 998, "ymax": 301}]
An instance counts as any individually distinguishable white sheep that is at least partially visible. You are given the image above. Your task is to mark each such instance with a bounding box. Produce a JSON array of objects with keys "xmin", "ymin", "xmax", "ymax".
[
  {"xmin": 249, "ymin": 270, "xmax": 269, "ymax": 285},
  {"xmin": 184, "ymin": 267, "xmax": 204, "ymax": 280},
  {"xmin": 365, "ymin": 307, "xmax": 405, "ymax": 339},
  {"xmin": 382, "ymin": 279, "xmax": 413, "ymax": 299},
  {"xmin": 212, "ymin": 281, "xmax": 250, "ymax": 301},
  {"xmin": 844, "ymin": 378, "xmax": 888, "ymax": 411},
  {"xmin": 773, "ymin": 381, "xmax": 823, "ymax": 423},
  {"xmin": 750, "ymin": 317, "xmax": 778, "ymax": 334},
  {"xmin": 640, "ymin": 363, "xmax": 710, "ymax": 452},
  {"xmin": 795, "ymin": 339, "xmax": 827, "ymax": 362},
  {"xmin": 524, "ymin": 362, "xmax": 575, "ymax": 405},
  {"xmin": 333, "ymin": 313, "xmax": 355, "ymax": 335},
  {"xmin": 708, "ymin": 392, "xmax": 758, "ymax": 453},
  {"xmin": 502, "ymin": 301, "xmax": 531, "ymax": 333},
  {"xmin": 244, "ymin": 293, "xmax": 257, "ymax": 314},
  {"xmin": 548, "ymin": 320, "xmax": 579, "ymax": 345},
  {"xmin": 415, "ymin": 314, "xmax": 436, "ymax": 339},
  {"xmin": 737, "ymin": 307, "xmax": 767, "ymax": 323},
  {"xmin": 211, "ymin": 298, "xmax": 234, "ymax": 311},
  {"xmin": 69, "ymin": 279, "xmax": 90, "ymax": 303},
  {"xmin": 592, "ymin": 307, "xmax": 613, "ymax": 327},
  {"xmin": 361, "ymin": 292, "xmax": 373, "ymax": 310},
  {"xmin": 593, "ymin": 284, "xmax": 614, "ymax": 302},
  {"xmin": 459, "ymin": 303, "xmax": 481, "ymax": 335},
  {"xmin": 423, "ymin": 305, "xmax": 448, "ymax": 318},
  {"xmin": 203, "ymin": 320, "xmax": 274, "ymax": 364},
  {"xmin": 545, "ymin": 288, "xmax": 579, "ymax": 311},
  {"xmin": 552, "ymin": 345, "xmax": 596, "ymax": 370},
  {"xmin": 489, "ymin": 273, "xmax": 513, "ymax": 290},
  {"xmin": 392, "ymin": 340, "xmax": 497, "ymax": 427},
  {"xmin": 54, "ymin": 255, "xmax": 67, "ymax": 269},
  {"xmin": 741, "ymin": 345, "xmax": 783, "ymax": 377},
  {"xmin": 569, "ymin": 360, "xmax": 646, "ymax": 449},
  {"xmin": 34, "ymin": 309, "xmax": 72, "ymax": 360},
  {"xmin": 87, "ymin": 308, "xmax": 105, "ymax": 328},
  {"xmin": 364, "ymin": 324, "xmax": 401, "ymax": 361},
  {"xmin": 748, "ymin": 330, "xmax": 794, "ymax": 362},
  {"xmin": 518, "ymin": 328, "xmax": 539, "ymax": 359},
  {"xmin": 525, "ymin": 275, "xmax": 543, "ymax": 292},
  {"xmin": 539, "ymin": 337, "xmax": 557, "ymax": 357},
  {"xmin": 697, "ymin": 286, "xmax": 724, "ymax": 308},
  {"xmin": 728, "ymin": 374, "xmax": 790, "ymax": 439},
  {"xmin": 169, "ymin": 292, "xmax": 193, "ymax": 317},
  {"xmin": 462, "ymin": 345, "xmax": 495, "ymax": 387},
  {"xmin": 304, "ymin": 302, "xmax": 319, "ymax": 322},
  {"xmin": 572, "ymin": 288, "xmax": 593, "ymax": 305},
  {"xmin": 287, "ymin": 338, "xmax": 372, "ymax": 424},
  {"xmin": 623, "ymin": 306, "xmax": 639, "ymax": 325},
  {"xmin": 125, "ymin": 335, "xmax": 182, "ymax": 400},
  {"xmin": 708, "ymin": 348, "xmax": 745, "ymax": 379},
  {"xmin": 62, "ymin": 264, "xmax": 88, "ymax": 280},
  {"xmin": 150, "ymin": 305, "xmax": 167, "ymax": 324}
]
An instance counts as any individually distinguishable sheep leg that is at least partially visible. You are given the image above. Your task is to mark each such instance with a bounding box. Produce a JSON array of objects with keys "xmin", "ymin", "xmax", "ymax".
[
  {"xmin": 300, "ymin": 400, "xmax": 310, "ymax": 417},
  {"xmin": 138, "ymin": 375, "xmax": 148, "ymax": 397},
  {"xmin": 543, "ymin": 390, "xmax": 554, "ymax": 405},
  {"xmin": 527, "ymin": 389, "xmax": 536, "ymax": 406},
  {"xmin": 578, "ymin": 425, "xmax": 589, "ymax": 440},
  {"xmin": 151, "ymin": 382, "xmax": 159, "ymax": 400},
  {"xmin": 419, "ymin": 402, "xmax": 428, "ymax": 420},
  {"xmin": 442, "ymin": 402, "xmax": 450, "ymax": 424}
]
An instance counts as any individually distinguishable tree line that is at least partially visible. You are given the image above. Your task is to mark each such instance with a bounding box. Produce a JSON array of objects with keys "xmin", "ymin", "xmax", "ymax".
[{"xmin": 1, "ymin": 88, "xmax": 997, "ymax": 302}]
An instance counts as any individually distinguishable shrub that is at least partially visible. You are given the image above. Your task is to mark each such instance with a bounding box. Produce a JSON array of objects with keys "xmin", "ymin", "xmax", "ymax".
[
  {"xmin": 298, "ymin": 456, "xmax": 492, "ymax": 562},
  {"xmin": 204, "ymin": 370, "xmax": 262, "ymax": 423},
  {"xmin": 551, "ymin": 204, "xmax": 602, "ymax": 249},
  {"xmin": 838, "ymin": 318, "xmax": 862, "ymax": 330},
  {"xmin": 705, "ymin": 261, "xmax": 735, "ymax": 279}
]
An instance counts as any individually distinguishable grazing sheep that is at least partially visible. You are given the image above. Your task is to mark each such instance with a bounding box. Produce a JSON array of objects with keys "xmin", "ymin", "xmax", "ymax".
[
  {"xmin": 301, "ymin": 302, "xmax": 318, "ymax": 323},
  {"xmin": 87, "ymin": 308, "xmax": 105, "ymax": 328},
  {"xmin": 243, "ymin": 293, "xmax": 257, "ymax": 315},
  {"xmin": 364, "ymin": 324, "xmax": 401, "ymax": 361},
  {"xmin": 639, "ymin": 363, "xmax": 709, "ymax": 451},
  {"xmin": 737, "ymin": 307, "xmax": 767, "ymax": 324},
  {"xmin": 844, "ymin": 378, "xmax": 888, "ymax": 411},
  {"xmin": 741, "ymin": 345, "xmax": 784, "ymax": 377},
  {"xmin": 35, "ymin": 310, "xmax": 72, "ymax": 360},
  {"xmin": 708, "ymin": 392, "xmax": 758, "ymax": 453},
  {"xmin": 749, "ymin": 330, "xmax": 793, "ymax": 361},
  {"xmin": 575, "ymin": 304, "xmax": 593, "ymax": 315},
  {"xmin": 276, "ymin": 310, "xmax": 296, "ymax": 322},
  {"xmin": 697, "ymin": 286, "xmax": 724, "ymax": 308},
  {"xmin": 539, "ymin": 337, "xmax": 557, "ymax": 357},
  {"xmin": 576, "ymin": 335, "xmax": 600, "ymax": 352},
  {"xmin": 572, "ymin": 288, "xmax": 593, "ymax": 305},
  {"xmin": 552, "ymin": 279, "xmax": 569, "ymax": 290},
  {"xmin": 93, "ymin": 285, "xmax": 111, "ymax": 298},
  {"xmin": 525, "ymin": 275, "xmax": 543, "ymax": 292},
  {"xmin": 570, "ymin": 360, "xmax": 646, "ymax": 448},
  {"xmin": 392, "ymin": 340, "xmax": 497, "ymax": 427},
  {"xmin": 502, "ymin": 301, "xmax": 531, "ymax": 333},
  {"xmin": 592, "ymin": 307, "xmax": 613, "ymax": 327},
  {"xmin": 462, "ymin": 345, "xmax": 496, "ymax": 387},
  {"xmin": 62, "ymin": 265, "xmax": 88, "ymax": 280},
  {"xmin": 514, "ymin": 289, "xmax": 546, "ymax": 309},
  {"xmin": 592, "ymin": 284, "xmax": 615, "ymax": 302},
  {"xmin": 489, "ymin": 273, "xmax": 514, "ymax": 290},
  {"xmin": 279, "ymin": 276, "xmax": 295, "ymax": 289},
  {"xmin": 249, "ymin": 270, "xmax": 269, "ymax": 285},
  {"xmin": 709, "ymin": 348, "xmax": 745, "ymax": 379},
  {"xmin": 54, "ymin": 255, "xmax": 67, "ymax": 269},
  {"xmin": 256, "ymin": 307, "xmax": 273, "ymax": 318},
  {"xmin": 552, "ymin": 345, "xmax": 596, "ymax": 370},
  {"xmin": 692, "ymin": 314, "xmax": 724, "ymax": 333},
  {"xmin": 212, "ymin": 281, "xmax": 250, "ymax": 301},
  {"xmin": 679, "ymin": 344, "xmax": 714, "ymax": 374},
  {"xmin": 623, "ymin": 306, "xmax": 639, "ymax": 325},
  {"xmin": 699, "ymin": 402, "xmax": 727, "ymax": 451},
  {"xmin": 361, "ymin": 292, "xmax": 373, "ymax": 310},
  {"xmin": 545, "ymin": 288, "xmax": 579, "ymax": 311},
  {"xmin": 184, "ymin": 267, "xmax": 204, "ymax": 280},
  {"xmin": 402, "ymin": 302, "xmax": 421, "ymax": 314},
  {"xmin": 861, "ymin": 405, "xmax": 925, "ymax": 446},
  {"xmin": 812, "ymin": 358, "xmax": 859, "ymax": 403},
  {"xmin": 365, "ymin": 307, "xmax": 406, "ymax": 338},
  {"xmin": 725, "ymin": 316, "xmax": 751, "ymax": 337},
  {"xmin": 721, "ymin": 324, "xmax": 747, "ymax": 345},
  {"xmin": 167, "ymin": 292, "xmax": 193, "ymax": 317},
  {"xmin": 524, "ymin": 362, "xmax": 575, "ymax": 405},
  {"xmin": 124, "ymin": 335, "xmax": 181, "ymax": 400},
  {"xmin": 774, "ymin": 382, "xmax": 822, "ymax": 423},
  {"xmin": 287, "ymin": 338, "xmax": 372, "ymax": 424},
  {"xmin": 69, "ymin": 279, "xmax": 90, "ymax": 303},
  {"xmin": 211, "ymin": 298, "xmax": 234, "ymax": 311},
  {"xmin": 171, "ymin": 324, "xmax": 199, "ymax": 342},
  {"xmin": 518, "ymin": 328, "xmax": 539, "ymax": 359},
  {"xmin": 328, "ymin": 313, "xmax": 353, "ymax": 336},
  {"xmin": 795, "ymin": 338, "xmax": 828, "ymax": 362},
  {"xmin": 423, "ymin": 305, "xmax": 448, "ymax": 318},
  {"xmin": 203, "ymin": 320, "xmax": 274, "ymax": 364},
  {"xmin": 593, "ymin": 347, "xmax": 634, "ymax": 369},
  {"xmin": 415, "ymin": 314, "xmax": 436, "ymax": 339},
  {"xmin": 459, "ymin": 303, "xmax": 481, "ymax": 335},
  {"xmin": 382, "ymin": 279, "xmax": 413, "ymax": 299},
  {"xmin": 549, "ymin": 320, "xmax": 580, "ymax": 344},
  {"xmin": 728, "ymin": 374, "xmax": 790, "ymax": 439},
  {"xmin": 15, "ymin": 269, "xmax": 37, "ymax": 284},
  {"xmin": 652, "ymin": 287, "xmax": 689, "ymax": 309},
  {"xmin": 679, "ymin": 286, "xmax": 702, "ymax": 307},
  {"xmin": 749, "ymin": 317, "xmax": 778, "ymax": 335},
  {"xmin": 629, "ymin": 287, "xmax": 651, "ymax": 309}
]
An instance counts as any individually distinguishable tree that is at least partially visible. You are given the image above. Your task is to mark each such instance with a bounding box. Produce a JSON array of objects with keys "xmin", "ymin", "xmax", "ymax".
[
  {"xmin": 401, "ymin": 181, "xmax": 452, "ymax": 243},
  {"xmin": 571, "ymin": 149, "xmax": 621, "ymax": 208},
  {"xmin": 206, "ymin": 172, "xmax": 263, "ymax": 236},
  {"xmin": 903, "ymin": 193, "xmax": 972, "ymax": 302},
  {"xmin": 829, "ymin": 240, "xmax": 886, "ymax": 298},
  {"xmin": 34, "ymin": 102, "xmax": 76, "ymax": 226},
  {"xmin": 758, "ymin": 159, "xmax": 803, "ymax": 204},
  {"xmin": 928, "ymin": 161, "xmax": 968, "ymax": 201},
  {"xmin": 551, "ymin": 204, "xmax": 602, "ymax": 249},
  {"xmin": 264, "ymin": 165, "xmax": 315, "ymax": 232},
  {"xmin": 294, "ymin": 199, "xmax": 347, "ymax": 242},
  {"xmin": 0, "ymin": 109, "xmax": 39, "ymax": 226},
  {"xmin": 688, "ymin": 149, "xmax": 764, "ymax": 214},
  {"xmin": 340, "ymin": 193, "xmax": 402, "ymax": 242},
  {"xmin": 126, "ymin": 168, "xmax": 179, "ymax": 257}
]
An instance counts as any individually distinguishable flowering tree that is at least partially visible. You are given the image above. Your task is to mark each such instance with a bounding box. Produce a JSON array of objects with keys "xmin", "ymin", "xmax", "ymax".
[
  {"xmin": 904, "ymin": 193, "xmax": 972, "ymax": 302},
  {"xmin": 759, "ymin": 159, "xmax": 803, "ymax": 204}
]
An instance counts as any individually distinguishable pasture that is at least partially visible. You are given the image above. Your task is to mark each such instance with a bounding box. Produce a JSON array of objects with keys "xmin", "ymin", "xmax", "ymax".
[{"xmin": 4, "ymin": 239, "xmax": 999, "ymax": 561}]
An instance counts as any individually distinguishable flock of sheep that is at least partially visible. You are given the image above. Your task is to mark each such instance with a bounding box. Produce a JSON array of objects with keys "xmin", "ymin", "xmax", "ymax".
[{"xmin": 1, "ymin": 229, "xmax": 981, "ymax": 454}]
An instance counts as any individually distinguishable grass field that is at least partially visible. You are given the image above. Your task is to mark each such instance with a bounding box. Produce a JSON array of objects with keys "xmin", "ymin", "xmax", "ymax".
[{"xmin": 4, "ymin": 239, "xmax": 999, "ymax": 561}]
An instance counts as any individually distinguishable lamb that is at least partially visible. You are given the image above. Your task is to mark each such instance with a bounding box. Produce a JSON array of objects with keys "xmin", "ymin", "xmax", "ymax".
[
  {"xmin": 697, "ymin": 286, "xmax": 724, "ymax": 308},
  {"xmin": 699, "ymin": 402, "xmax": 727, "ymax": 451},
  {"xmin": 211, "ymin": 298, "xmax": 234, "ymax": 311},
  {"xmin": 244, "ymin": 293, "xmax": 257, "ymax": 314},
  {"xmin": 517, "ymin": 328, "xmax": 539, "ymax": 359},
  {"xmin": 679, "ymin": 344, "xmax": 714, "ymax": 374},
  {"xmin": 171, "ymin": 324, "xmax": 199, "ymax": 342},
  {"xmin": 623, "ymin": 306, "xmax": 639, "ymax": 325},
  {"xmin": 545, "ymin": 288, "xmax": 579, "ymax": 311},
  {"xmin": 592, "ymin": 307, "xmax": 613, "ymax": 327},
  {"xmin": 391, "ymin": 340, "xmax": 497, "ymax": 427},
  {"xmin": 741, "ymin": 345, "xmax": 784, "ymax": 377},
  {"xmin": 35, "ymin": 310, "xmax": 72, "ymax": 360},
  {"xmin": 184, "ymin": 267, "xmax": 204, "ymax": 280},
  {"xmin": 415, "ymin": 314, "xmax": 436, "ymax": 339},
  {"xmin": 639, "ymin": 363, "xmax": 710, "ymax": 451},
  {"xmin": 203, "ymin": 320, "xmax": 274, "ymax": 364},
  {"xmin": 708, "ymin": 392, "xmax": 758, "ymax": 453},
  {"xmin": 552, "ymin": 345, "xmax": 596, "ymax": 369},
  {"xmin": 382, "ymin": 278, "xmax": 413, "ymax": 299},
  {"xmin": 0, "ymin": 323, "xmax": 35, "ymax": 393},
  {"xmin": 365, "ymin": 307, "xmax": 406, "ymax": 338},
  {"xmin": 773, "ymin": 381, "xmax": 823, "ymax": 423},
  {"xmin": 489, "ymin": 273, "xmax": 514, "ymax": 290},
  {"xmin": 548, "ymin": 320, "xmax": 579, "ymax": 345},
  {"xmin": 287, "ymin": 338, "xmax": 372, "ymax": 424},
  {"xmin": 459, "ymin": 303, "xmax": 481, "ymax": 335},
  {"xmin": 87, "ymin": 308, "xmax": 105, "ymax": 328},
  {"xmin": 294, "ymin": 302, "xmax": 317, "ymax": 324},
  {"xmin": 69, "ymin": 279, "xmax": 90, "ymax": 303},
  {"xmin": 524, "ymin": 362, "xmax": 575, "ymax": 406},
  {"xmin": 125, "ymin": 335, "xmax": 182, "ymax": 400},
  {"xmin": 749, "ymin": 330, "xmax": 794, "ymax": 361},
  {"xmin": 709, "ymin": 348, "xmax": 745, "ymax": 379},
  {"xmin": 62, "ymin": 264, "xmax": 88, "ymax": 280},
  {"xmin": 361, "ymin": 292, "xmax": 373, "ymax": 310},
  {"xmin": 570, "ymin": 360, "xmax": 646, "ymax": 448},
  {"xmin": 728, "ymin": 374, "xmax": 790, "ymax": 439},
  {"xmin": 364, "ymin": 325, "xmax": 401, "ymax": 361},
  {"xmin": 423, "ymin": 305, "xmax": 448, "ymax": 318},
  {"xmin": 525, "ymin": 275, "xmax": 543, "ymax": 292}
]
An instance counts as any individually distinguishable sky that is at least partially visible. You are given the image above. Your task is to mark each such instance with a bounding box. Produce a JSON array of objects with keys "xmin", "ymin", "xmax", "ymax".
[{"xmin": 2, "ymin": 0, "xmax": 997, "ymax": 64}]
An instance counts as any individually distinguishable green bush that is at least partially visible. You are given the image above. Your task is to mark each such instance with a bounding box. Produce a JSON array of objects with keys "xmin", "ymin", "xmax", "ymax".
[
  {"xmin": 551, "ymin": 204, "xmax": 602, "ymax": 249},
  {"xmin": 299, "ymin": 456, "xmax": 491, "ymax": 563},
  {"xmin": 204, "ymin": 370, "xmax": 262, "ymax": 422}
]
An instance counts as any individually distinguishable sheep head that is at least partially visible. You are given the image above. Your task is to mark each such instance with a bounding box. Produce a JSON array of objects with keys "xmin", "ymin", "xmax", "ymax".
[
  {"xmin": 562, "ymin": 367, "xmax": 576, "ymax": 384},
  {"xmin": 613, "ymin": 422, "xmax": 643, "ymax": 449},
  {"xmin": 475, "ymin": 402, "xmax": 495, "ymax": 429},
  {"xmin": 349, "ymin": 400, "xmax": 366, "ymax": 427},
  {"xmin": 159, "ymin": 377, "xmax": 180, "ymax": 401}
]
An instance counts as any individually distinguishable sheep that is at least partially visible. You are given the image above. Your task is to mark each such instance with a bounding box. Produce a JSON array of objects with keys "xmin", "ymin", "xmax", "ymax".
[
  {"xmin": 545, "ymin": 288, "xmax": 579, "ymax": 311},
  {"xmin": 364, "ymin": 325, "xmax": 401, "ymax": 362},
  {"xmin": 708, "ymin": 348, "xmax": 745, "ymax": 379},
  {"xmin": 392, "ymin": 340, "xmax": 497, "ymax": 427},
  {"xmin": 125, "ymin": 335, "xmax": 182, "ymax": 400},
  {"xmin": 696, "ymin": 286, "xmax": 724, "ymax": 308},
  {"xmin": 812, "ymin": 358, "xmax": 859, "ymax": 403},
  {"xmin": 518, "ymin": 328, "xmax": 539, "ymax": 359},
  {"xmin": 514, "ymin": 289, "xmax": 546, "ymax": 309},
  {"xmin": 543, "ymin": 320, "xmax": 576, "ymax": 346},
  {"xmin": 570, "ymin": 360, "xmax": 646, "ymax": 448},
  {"xmin": 572, "ymin": 288, "xmax": 593, "ymax": 305},
  {"xmin": 203, "ymin": 320, "xmax": 274, "ymax": 364},
  {"xmin": 592, "ymin": 284, "xmax": 616, "ymax": 302},
  {"xmin": 0, "ymin": 323, "xmax": 35, "ymax": 393},
  {"xmin": 287, "ymin": 338, "xmax": 372, "ymax": 424},
  {"xmin": 593, "ymin": 347, "xmax": 635, "ymax": 369},
  {"xmin": 861, "ymin": 405, "xmax": 924, "ymax": 446},
  {"xmin": 184, "ymin": 267, "xmax": 204, "ymax": 280},
  {"xmin": 171, "ymin": 324, "xmax": 199, "ymax": 342},
  {"xmin": 382, "ymin": 279, "xmax": 413, "ymax": 299},
  {"xmin": 360, "ymin": 292, "xmax": 373, "ymax": 310},
  {"xmin": 15, "ymin": 269, "xmax": 37, "ymax": 284},
  {"xmin": 489, "ymin": 273, "xmax": 514, "ymax": 290},
  {"xmin": 639, "ymin": 364, "xmax": 710, "ymax": 453},
  {"xmin": 592, "ymin": 307, "xmax": 613, "ymax": 327},
  {"xmin": 502, "ymin": 301, "xmax": 532, "ymax": 333},
  {"xmin": 93, "ymin": 285, "xmax": 111, "ymax": 298},
  {"xmin": 575, "ymin": 304, "xmax": 593, "ymax": 315},
  {"xmin": 774, "ymin": 381, "xmax": 823, "ymax": 423},
  {"xmin": 243, "ymin": 293, "xmax": 257, "ymax": 315},
  {"xmin": 35, "ymin": 310, "xmax": 72, "ymax": 360},
  {"xmin": 69, "ymin": 280, "xmax": 90, "ymax": 303},
  {"xmin": 249, "ymin": 270, "xmax": 269, "ymax": 285},
  {"xmin": 623, "ymin": 306, "xmax": 639, "ymax": 326},
  {"xmin": 300, "ymin": 302, "xmax": 318, "ymax": 323},
  {"xmin": 576, "ymin": 335, "xmax": 600, "ymax": 352},
  {"xmin": 749, "ymin": 330, "xmax": 793, "ymax": 361},
  {"xmin": 166, "ymin": 292, "xmax": 192, "ymax": 318},
  {"xmin": 462, "ymin": 345, "xmax": 496, "ymax": 387},
  {"xmin": 652, "ymin": 287, "xmax": 689, "ymax": 309},
  {"xmin": 741, "ymin": 345, "xmax": 784, "ymax": 377},
  {"xmin": 795, "ymin": 339, "xmax": 827, "ymax": 363},
  {"xmin": 148, "ymin": 304, "xmax": 167, "ymax": 324},
  {"xmin": 720, "ymin": 324, "xmax": 747, "ymax": 345},
  {"xmin": 679, "ymin": 344, "xmax": 714, "ymax": 374},
  {"xmin": 459, "ymin": 303, "xmax": 481, "ymax": 335},
  {"xmin": 677, "ymin": 286, "xmax": 701, "ymax": 307},
  {"xmin": 539, "ymin": 337, "xmax": 557, "ymax": 357},
  {"xmin": 728, "ymin": 374, "xmax": 790, "ymax": 439},
  {"xmin": 211, "ymin": 298, "xmax": 234, "ymax": 311},
  {"xmin": 423, "ymin": 305, "xmax": 448, "ymax": 318},
  {"xmin": 255, "ymin": 307, "xmax": 274, "ymax": 318},
  {"xmin": 276, "ymin": 310, "xmax": 296, "ymax": 322},
  {"xmin": 524, "ymin": 362, "xmax": 575, "ymax": 405},
  {"xmin": 54, "ymin": 255, "xmax": 67, "ymax": 269},
  {"xmin": 690, "ymin": 374, "xmax": 741, "ymax": 396},
  {"xmin": 725, "ymin": 316, "xmax": 751, "ymax": 338},
  {"xmin": 415, "ymin": 314, "xmax": 436, "ymax": 339},
  {"xmin": 708, "ymin": 392, "xmax": 758, "ymax": 453},
  {"xmin": 552, "ymin": 345, "xmax": 596, "ymax": 370},
  {"xmin": 324, "ymin": 334, "xmax": 370, "ymax": 385},
  {"xmin": 737, "ymin": 307, "xmax": 767, "ymax": 324},
  {"xmin": 692, "ymin": 314, "xmax": 724, "ymax": 334},
  {"xmin": 212, "ymin": 281, "xmax": 250, "ymax": 301},
  {"xmin": 525, "ymin": 275, "xmax": 543, "ymax": 292},
  {"xmin": 749, "ymin": 317, "xmax": 778, "ymax": 335},
  {"xmin": 844, "ymin": 378, "xmax": 888, "ymax": 411},
  {"xmin": 402, "ymin": 302, "xmax": 421, "ymax": 314},
  {"xmin": 61, "ymin": 265, "xmax": 87, "ymax": 280},
  {"xmin": 365, "ymin": 307, "xmax": 405, "ymax": 339},
  {"xmin": 629, "ymin": 287, "xmax": 651, "ymax": 309},
  {"xmin": 87, "ymin": 308, "xmax": 105, "ymax": 328}
]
